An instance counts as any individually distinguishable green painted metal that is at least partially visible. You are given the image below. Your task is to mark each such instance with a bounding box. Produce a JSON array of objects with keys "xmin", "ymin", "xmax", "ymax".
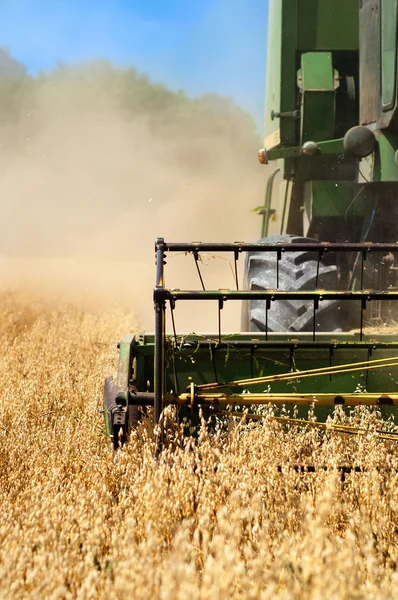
[
  {"xmin": 360, "ymin": 0, "xmax": 398, "ymax": 131},
  {"xmin": 116, "ymin": 334, "xmax": 134, "ymax": 391},
  {"xmin": 381, "ymin": 0, "xmax": 398, "ymax": 111},
  {"xmin": 304, "ymin": 181, "xmax": 366, "ymax": 220},
  {"xmin": 263, "ymin": 0, "xmax": 360, "ymax": 238},
  {"xmin": 264, "ymin": 0, "xmax": 359, "ymax": 152},
  {"xmin": 374, "ymin": 131, "xmax": 398, "ymax": 182},
  {"xmin": 260, "ymin": 168, "xmax": 280, "ymax": 238},
  {"xmin": 263, "ymin": 0, "xmax": 282, "ymax": 150},
  {"xmin": 267, "ymin": 138, "xmax": 345, "ymax": 161},
  {"xmin": 118, "ymin": 332, "xmax": 398, "ymax": 422},
  {"xmin": 162, "ymin": 290, "xmax": 398, "ymax": 302},
  {"xmin": 280, "ymin": 0, "xmax": 299, "ymax": 147},
  {"xmin": 300, "ymin": 53, "xmax": 335, "ymax": 91},
  {"xmin": 299, "ymin": 52, "xmax": 337, "ymax": 142},
  {"xmin": 298, "ymin": 0, "xmax": 359, "ymax": 51},
  {"xmin": 264, "ymin": 0, "xmax": 298, "ymax": 149}
]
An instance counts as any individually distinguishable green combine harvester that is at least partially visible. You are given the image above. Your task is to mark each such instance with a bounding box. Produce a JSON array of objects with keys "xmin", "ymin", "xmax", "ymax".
[{"xmin": 104, "ymin": 0, "xmax": 398, "ymax": 451}]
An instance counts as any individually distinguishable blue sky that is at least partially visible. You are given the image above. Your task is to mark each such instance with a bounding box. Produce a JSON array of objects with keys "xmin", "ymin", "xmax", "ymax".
[{"xmin": 0, "ymin": 0, "xmax": 269, "ymax": 128}]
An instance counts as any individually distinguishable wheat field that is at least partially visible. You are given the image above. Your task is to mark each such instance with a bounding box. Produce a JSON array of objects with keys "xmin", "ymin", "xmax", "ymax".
[{"xmin": 2, "ymin": 289, "xmax": 398, "ymax": 599}]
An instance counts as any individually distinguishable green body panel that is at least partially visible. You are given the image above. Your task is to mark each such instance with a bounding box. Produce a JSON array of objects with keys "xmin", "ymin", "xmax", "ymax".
[
  {"xmin": 304, "ymin": 181, "xmax": 366, "ymax": 220},
  {"xmin": 360, "ymin": 0, "xmax": 398, "ymax": 131},
  {"xmin": 298, "ymin": 0, "xmax": 359, "ymax": 51},
  {"xmin": 116, "ymin": 334, "xmax": 135, "ymax": 390},
  {"xmin": 300, "ymin": 52, "xmax": 335, "ymax": 91},
  {"xmin": 264, "ymin": 0, "xmax": 297, "ymax": 149},
  {"xmin": 260, "ymin": 167, "xmax": 280, "ymax": 238},
  {"xmin": 118, "ymin": 332, "xmax": 398, "ymax": 421},
  {"xmin": 381, "ymin": 0, "xmax": 398, "ymax": 110},
  {"xmin": 374, "ymin": 131, "xmax": 398, "ymax": 182},
  {"xmin": 263, "ymin": 0, "xmax": 282, "ymax": 149},
  {"xmin": 299, "ymin": 52, "xmax": 336, "ymax": 142},
  {"xmin": 279, "ymin": 0, "xmax": 299, "ymax": 147},
  {"xmin": 267, "ymin": 138, "xmax": 345, "ymax": 161}
]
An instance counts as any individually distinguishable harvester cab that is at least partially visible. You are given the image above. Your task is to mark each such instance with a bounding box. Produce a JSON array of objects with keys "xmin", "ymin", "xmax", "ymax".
[{"xmin": 104, "ymin": 0, "xmax": 398, "ymax": 453}]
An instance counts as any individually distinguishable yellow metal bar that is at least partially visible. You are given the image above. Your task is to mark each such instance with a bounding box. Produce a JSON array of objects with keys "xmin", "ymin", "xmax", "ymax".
[
  {"xmin": 171, "ymin": 392, "xmax": 398, "ymax": 407},
  {"xmin": 214, "ymin": 410, "xmax": 398, "ymax": 442},
  {"xmin": 197, "ymin": 356, "xmax": 398, "ymax": 390}
]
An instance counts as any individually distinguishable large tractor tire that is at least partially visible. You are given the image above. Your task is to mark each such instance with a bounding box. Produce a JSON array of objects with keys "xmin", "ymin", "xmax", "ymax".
[{"xmin": 242, "ymin": 235, "xmax": 348, "ymax": 333}]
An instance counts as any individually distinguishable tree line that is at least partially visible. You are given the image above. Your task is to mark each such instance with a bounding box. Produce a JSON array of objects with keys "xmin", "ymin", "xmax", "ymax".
[{"xmin": 0, "ymin": 47, "xmax": 260, "ymax": 174}]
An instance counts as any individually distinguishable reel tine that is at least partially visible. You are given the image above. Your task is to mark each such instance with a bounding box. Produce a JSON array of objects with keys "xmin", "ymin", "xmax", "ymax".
[{"xmin": 193, "ymin": 251, "xmax": 205, "ymax": 290}]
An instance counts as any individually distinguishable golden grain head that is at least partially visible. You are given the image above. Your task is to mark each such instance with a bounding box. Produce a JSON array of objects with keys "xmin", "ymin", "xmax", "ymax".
[{"xmin": 2, "ymin": 288, "xmax": 398, "ymax": 599}]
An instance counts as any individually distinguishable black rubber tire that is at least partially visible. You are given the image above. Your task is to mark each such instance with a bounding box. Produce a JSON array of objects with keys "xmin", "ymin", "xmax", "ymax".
[{"xmin": 242, "ymin": 235, "xmax": 348, "ymax": 333}]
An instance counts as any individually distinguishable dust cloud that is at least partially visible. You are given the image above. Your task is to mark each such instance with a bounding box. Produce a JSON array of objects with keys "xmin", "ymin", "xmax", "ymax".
[{"xmin": 0, "ymin": 65, "xmax": 265, "ymax": 332}]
